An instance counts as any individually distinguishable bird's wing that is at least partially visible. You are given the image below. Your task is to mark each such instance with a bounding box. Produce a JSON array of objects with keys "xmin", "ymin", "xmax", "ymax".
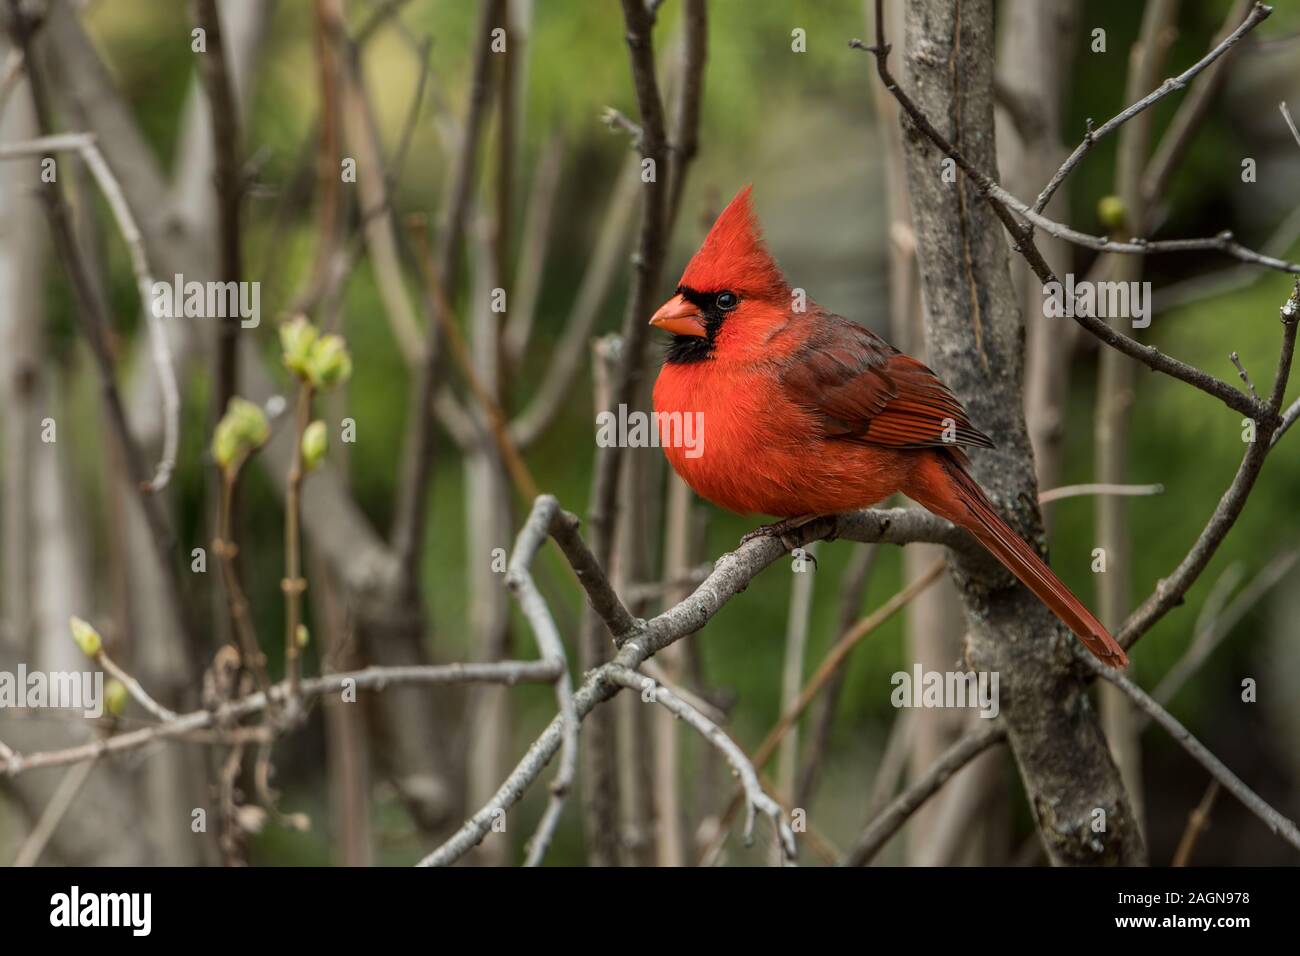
[{"xmin": 778, "ymin": 314, "xmax": 994, "ymax": 450}]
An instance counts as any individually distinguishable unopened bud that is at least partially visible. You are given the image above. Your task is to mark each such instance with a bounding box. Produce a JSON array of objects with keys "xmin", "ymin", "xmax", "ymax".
[
  {"xmin": 105, "ymin": 679, "xmax": 129, "ymax": 716},
  {"xmin": 213, "ymin": 398, "xmax": 269, "ymax": 469},
  {"xmin": 280, "ymin": 315, "xmax": 319, "ymax": 377},
  {"xmin": 70, "ymin": 616, "xmax": 102, "ymax": 657},
  {"xmin": 305, "ymin": 334, "xmax": 352, "ymax": 389},
  {"xmin": 301, "ymin": 420, "xmax": 328, "ymax": 471},
  {"xmin": 1097, "ymin": 195, "xmax": 1126, "ymax": 232}
]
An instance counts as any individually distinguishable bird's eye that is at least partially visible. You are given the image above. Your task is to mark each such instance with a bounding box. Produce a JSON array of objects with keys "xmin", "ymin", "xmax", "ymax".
[{"xmin": 716, "ymin": 291, "xmax": 739, "ymax": 311}]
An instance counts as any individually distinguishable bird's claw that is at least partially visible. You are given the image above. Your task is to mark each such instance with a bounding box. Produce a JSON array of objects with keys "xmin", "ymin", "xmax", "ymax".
[{"xmin": 740, "ymin": 515, "xmax": 834, "ymax": 563}]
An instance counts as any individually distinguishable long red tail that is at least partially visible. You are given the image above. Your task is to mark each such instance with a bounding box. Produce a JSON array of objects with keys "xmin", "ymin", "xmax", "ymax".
[{"xmin": 912, "ymin": 451, "xmax": 1128, "ymax": 668}]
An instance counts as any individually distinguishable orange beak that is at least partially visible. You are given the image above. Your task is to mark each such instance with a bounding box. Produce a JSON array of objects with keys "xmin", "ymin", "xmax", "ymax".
[{"xmin": 649, "ymin": 293, "xmax": 706, "ymax": 337}]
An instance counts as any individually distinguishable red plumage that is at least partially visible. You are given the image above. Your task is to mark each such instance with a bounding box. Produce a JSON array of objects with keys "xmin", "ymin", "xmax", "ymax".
[{"xmin": 650, "ymin": 186, "xmax": 1128, "ymax": 668}]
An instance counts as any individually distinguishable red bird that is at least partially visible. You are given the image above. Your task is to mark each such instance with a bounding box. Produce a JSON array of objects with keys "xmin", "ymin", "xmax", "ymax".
[{"xmin": 650, "ymin": 186, "xmax": 1127, "ymax": 668}]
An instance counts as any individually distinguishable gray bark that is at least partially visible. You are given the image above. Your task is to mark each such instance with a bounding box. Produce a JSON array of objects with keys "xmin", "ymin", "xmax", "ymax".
[{"xmin": 900, "ymin": 0, "xmax": 1145, "ymax": 865}]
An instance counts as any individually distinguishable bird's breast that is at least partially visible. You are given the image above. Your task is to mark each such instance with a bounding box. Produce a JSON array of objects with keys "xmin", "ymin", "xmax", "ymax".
[{"xmin": 652, "ymin": 360, "xmax": 910, "ymax": 517}]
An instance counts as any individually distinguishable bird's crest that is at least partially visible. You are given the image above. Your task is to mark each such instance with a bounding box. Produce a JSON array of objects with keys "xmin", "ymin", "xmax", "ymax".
[{"xmin": 679, "ymin": 185, "xmax": 788, "ymax": 300}]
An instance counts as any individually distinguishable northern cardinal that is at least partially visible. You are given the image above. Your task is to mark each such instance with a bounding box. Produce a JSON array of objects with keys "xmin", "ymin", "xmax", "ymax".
[{"xmin": 650, "ymin": 186, "xmax": 1127, "ymax": 668}]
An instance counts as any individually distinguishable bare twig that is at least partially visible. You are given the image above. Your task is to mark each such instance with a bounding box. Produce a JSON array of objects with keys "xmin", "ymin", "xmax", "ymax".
[
  {"xmin": 1036, "ymin": 2, "xmax": 1272, "ymax": 213},
  {"xmin": 1156, "ymin": 203, "xmax": 1300, "ymax": 313},
  {"xmin": 0, "ymin": 132, "xmax": 181, "ymax": 492},
  {"xmin": 419, "ymin": 501, "xmax": 966, "ymax": 866},
  {"xmin": 283, "ymin": 384, "xmax": 315, "ymax": 702},
  {"xmin": 506, "ymin": 497, "xmax": 578, "ymax": 868},
  {"xmin": 192, "ymin": 0, "xmax": 244, "ymax": 421},
  {"xmin": 1088, "ymin": 657, "xmax": 1300, "ymax": 852},
  {"xmin": 12, "ymin": 759, "xmax": 96, "ymax": 866},
  {"xmin": 796, "ymin": 542, "xmax": 878, "ymax": 808},
  {"xmin": 851, "ymin": 9, "xmax": 1282, "ymax": 426},
  {"xmin": 93, "ymin": 647, "xmax": 178, "ymax": 723},
  {"xmin": 0, "ymin": 661, "xmax": 561, "ymax": 778},
  {"xmin": 1230, "ymin": 351, "xmax": 1260, "ymax": 402},
  {"xmin": 214, "ymin": 467, "xmax": 273, "ymax": 698},
  {"xmin": 776, "ymin": 541, "xmax": 817, "ymax": 804},
  {"xmin": 406, "ymin": 221, "xmax": 541, "ymax": 503},
  {"xmin": 601, "ymin": 106, "xmax": 643, "ymax": 149},
  {"xmin": 1038, "ymin": 482, "xmax": 1165, "ymax": 505},
  {"xmin": 548, "ymin": 507, "xmax": 642, "ymax": 643},
  {"xmin": 699, "ymin": 558, "xmax": 946, "ymax": 865},
  {"xmin": 502, "ymin": 133, "xmax": 563, "ymax": 366},
  {"xmin": 391, "ymin": 0, "xmax": 502, "ymax": 585},
  {"xmin": 1141, "ymin": 0, "xmax": 1256, "ymax": 207},
  {"xmin": 607, "ymin": 665, "xmax": 796, "ymax": 861},
  {"xmin": 5, "ymin": 11, "xmax": 193, "ymax": 658},
  {"xmin": 1278, "ymin": 101, "xmax": 1300, "ymax": 151},
  {"xmin": 508, "ymin": 156, "xmax": 640, "ymax": 448},
  {"xmin": 1117, "ymin": 283, "xmax": 1298, "ymax": 651},
  {"xmin": 1171, "ymin": 780, "xmax": 1221, "ymax": 866},
  {"xmin": 1148, "ymin": 549, "xmax": 1298, "ymax": 712},
  {"xmin": 841, "ymin": 723, "xmax": 1007, "ymax": 866}
]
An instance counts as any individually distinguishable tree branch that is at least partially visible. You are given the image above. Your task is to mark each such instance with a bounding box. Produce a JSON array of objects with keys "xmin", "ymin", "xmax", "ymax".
[
  {"xmin": 841, "ymin": 723, "xmax": 1006, "ymax": 866},
  {"xmin": 1087, "ymin": 656, "xmax": 1300, "ymax": 852}
]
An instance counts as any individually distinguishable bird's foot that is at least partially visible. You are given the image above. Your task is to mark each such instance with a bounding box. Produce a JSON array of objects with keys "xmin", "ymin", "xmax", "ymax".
[{"xmin": 740, "ymin": 514, "xmax": 832, "ymax": 555}]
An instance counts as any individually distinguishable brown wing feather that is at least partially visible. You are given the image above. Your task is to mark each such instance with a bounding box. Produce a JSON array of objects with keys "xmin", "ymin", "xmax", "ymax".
[{"xmin": 779, "ymin": 312, "xmax": 994, "ymax": 450}]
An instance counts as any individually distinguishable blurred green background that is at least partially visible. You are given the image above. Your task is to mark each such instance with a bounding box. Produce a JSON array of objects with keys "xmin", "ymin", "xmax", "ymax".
[{"xmin": 34, "ymin": 0, "xmax": 1300, "ymax": 865}]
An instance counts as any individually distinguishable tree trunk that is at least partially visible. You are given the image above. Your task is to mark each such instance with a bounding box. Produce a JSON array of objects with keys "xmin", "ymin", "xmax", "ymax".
[{"xmin": 899, "ymin": 0, "xmax": 1145, "ymax": 865}]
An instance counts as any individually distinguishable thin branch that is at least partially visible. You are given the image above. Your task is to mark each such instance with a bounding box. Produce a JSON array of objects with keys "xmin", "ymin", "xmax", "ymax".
[
  {"xmin": 502, "ymin": 133, "xmax": 563, "ymax": 366},
  {"xmin": 665, "ymin": 0, "xmax": 706, "ymax": 237},
  {"xmin": 214, "ymin": 466, "xmax": 273, "ymax": 699},
  {"xmin": 5, "ymin": 9, "xmax": 194, "ymax": 657},
  {"xmin": 406, "ymin": 220, "xmax": 541, "ymax": 503},
  {"xmin": 333, "ymin": 29, "xmax": 429, "ymax": 363},
  {"xmin": 0, "ymin": 45, "xmax": 23, "ymax": 125},
  {"xmin": 1038, "ymin": 482, "xmax": 1165, "ymax": 505},
  {"xmin": 796, "ymin": 542, "xmax": 878, "ymax": 808},
  {"xmin": 12, "ymin": 759, "xmax": 96, "ymax": 866},
  {"xmin": 1148, "ymin": 548, "xmax": 1298, "ymax": 713},
  {"xmin": 698, "ymin": 558, "xmax": 946, "ymax": 865},
  {"xmin": 283, "ymin": 384, "xmax": 314, "ymax": 702},
  {"xmin": 1088, "ymin": 657, "xmax": 1300, "ymax": 852},
  {"xmin": 390, "ymin": 0, "xmax": 502, "ymax": 585},
  {"xmin": 1230, "ymin": 351, "xmax": 1259, "ymax": 402},
  {"xmin": 1118, "ymin": 283, "xmax": 1298, "ymax": 651},
  {"xmin": 1280, "ymin": 101, "xmax": 1300, "ymax": 151},
  {"xmin": 508, "ymin": 156, "xmax": 640, "ymax": 448},
  {"xmin": 1036, "ymin": 2, "xmax": 1272, "ymax": 213},
  {"xmin": 1155, "ymin": 203, "xmax": 1300, "ymax": 313},
  {"xmin": 506, "ymin": 497, "xmax": 578, "ymax": 868},
  {"xmin": 851, "ymin": 9, "xmax": 1282, "ymax": 426},
  {"xmin": 600, "ymin": 106, "xmax": 643, "ymax": 150},
  {"xmin": 548, "ymin": 507, "xmax": 641, "ymax": 644},
  {"xmin": 841, "ymin": 723, "xmax": 1006, "ymax": 866},
  {"xmin": 418, "ymin": 502, "xmax": 965, "ymax": 866},
  {"xmin": 93, "ymin": 647, "xmax": 178, "ymax": 723},
  {"xmin": 192, "ymin": 0, "xmax": 244, "ymax": 422},
  {"xmin": 607, "ymin": 665, "xmax": 796, "ymax": 861},
  {"xmin": 1171, "ymin": 780, "xmax": 1221, "ymax": 866},
  {"xmin": 1141, "ymin": 0, "xmax": 1256, "ymax": 207},
  {"xmin": 0, "ymin": 661, "xmax": 560, "ymax": 778},
  {"xmin": 0, "ymin": 132, "xmax": 182, "ymax": 492}
]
